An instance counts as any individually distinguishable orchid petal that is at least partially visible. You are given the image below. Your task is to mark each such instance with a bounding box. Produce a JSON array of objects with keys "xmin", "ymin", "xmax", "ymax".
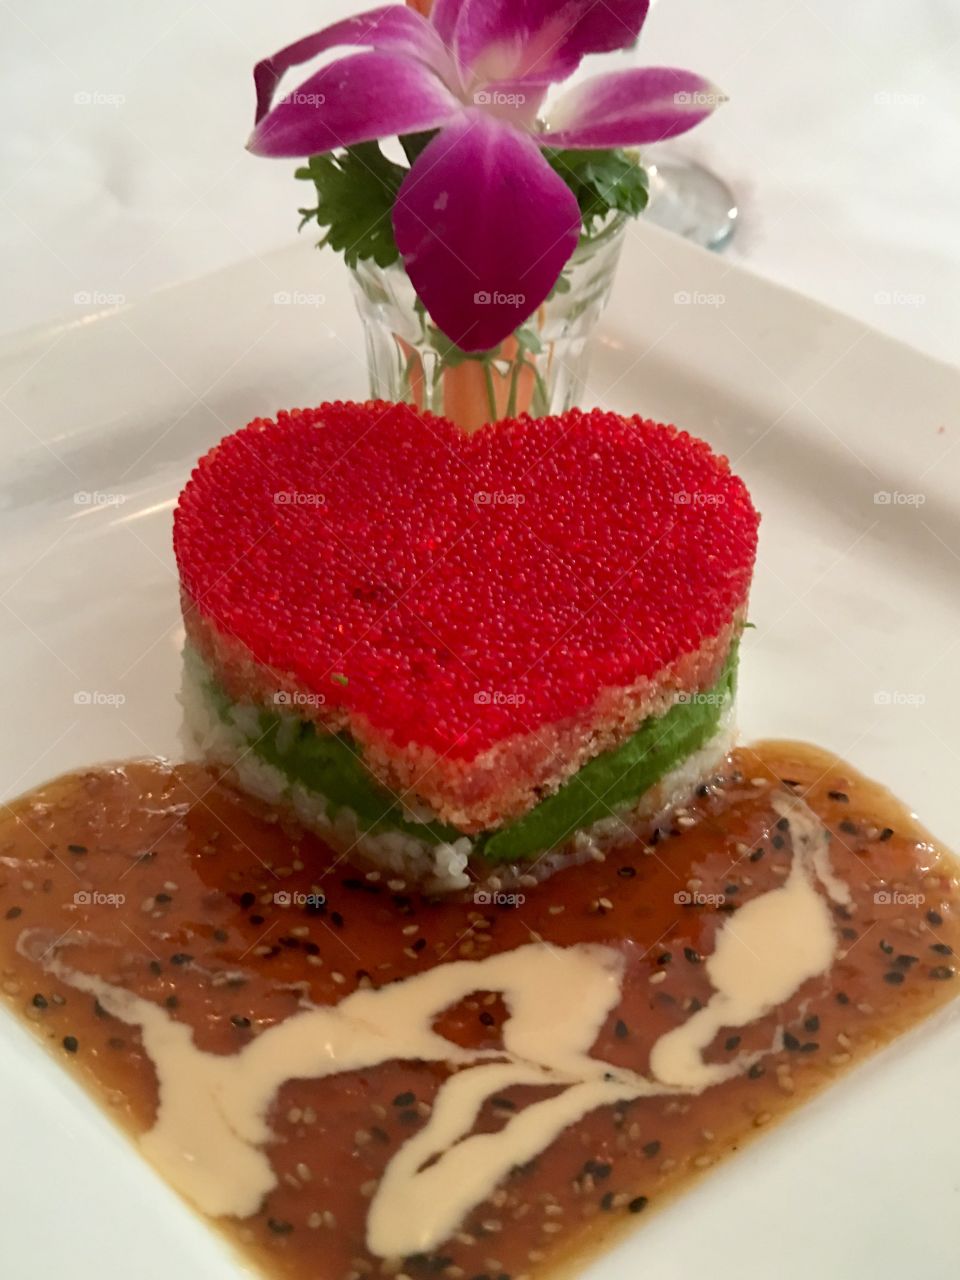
[
  {"xmin": 248, "ymin": 51, "xmax": 460, "ymax": 159},
  {"xmin": 452, "ymin": 0, "xmax": 650, "ymax": 86},
  {"xmin": 429, "ymin": 0, "xmax": 465, "ymax": 47},
  {"xmin": 393, "ymin": 111, "xmax": 581, "ymax": 352},
  {"xmin": 545, "ymin": 67, "xmax": 725, "ymax": 148},
  {"xmin": 254, "ymin": 5, "xmax": 454, "ymax": 122}
]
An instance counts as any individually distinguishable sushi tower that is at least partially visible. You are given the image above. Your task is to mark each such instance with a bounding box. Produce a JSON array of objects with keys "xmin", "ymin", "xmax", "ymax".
[{"xmin": 174, "ymin": 401, "xmax": 758, "ymax": 891}]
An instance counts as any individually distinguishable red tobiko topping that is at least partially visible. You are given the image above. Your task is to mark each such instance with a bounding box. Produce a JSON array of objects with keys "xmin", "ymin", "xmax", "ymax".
[{"xmin": 174, "ymin": 403, "xmax": 759, "ymax": 759}]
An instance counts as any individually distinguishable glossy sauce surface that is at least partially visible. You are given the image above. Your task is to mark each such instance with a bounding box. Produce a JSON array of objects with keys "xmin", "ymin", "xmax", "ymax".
[{"xmin": 0, "ymin": 741, "xmax": 957, "ymax": 1280}]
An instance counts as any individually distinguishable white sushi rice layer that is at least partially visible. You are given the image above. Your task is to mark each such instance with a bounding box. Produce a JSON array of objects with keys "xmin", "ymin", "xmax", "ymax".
[{"xmin": 180, "ymin": 646, "xmax": 735, "ymax": 894}]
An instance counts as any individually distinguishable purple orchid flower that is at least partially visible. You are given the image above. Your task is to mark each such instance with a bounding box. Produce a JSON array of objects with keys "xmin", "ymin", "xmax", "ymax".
[{"xmin": 249, "ymin": 1, "xmax": 722, "ymax": 352}]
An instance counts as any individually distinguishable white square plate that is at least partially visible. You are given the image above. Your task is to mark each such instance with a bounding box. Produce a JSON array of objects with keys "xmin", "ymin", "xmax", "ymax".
[{"xmin": 1, "ymin": 222, "xmax": 959, "ymax": 1278}]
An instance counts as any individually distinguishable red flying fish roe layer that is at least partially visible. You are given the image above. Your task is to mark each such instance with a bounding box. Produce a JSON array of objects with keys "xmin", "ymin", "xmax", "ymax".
[{"xmin": 174, "ymin": 402, "xmax": 759, "ymax": 760}]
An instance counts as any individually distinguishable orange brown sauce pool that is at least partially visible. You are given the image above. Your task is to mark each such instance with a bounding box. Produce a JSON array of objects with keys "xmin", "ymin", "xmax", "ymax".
[{"xmin": 0, "ymin": 740, "xmax": 958, "ymax": 1280}]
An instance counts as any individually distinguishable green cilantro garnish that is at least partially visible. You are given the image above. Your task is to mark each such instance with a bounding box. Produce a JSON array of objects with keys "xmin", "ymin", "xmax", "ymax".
[
  {"xmin": 330, "ymin": 672, "xmax": 349, "ymax": 687},
  {"xmin": 544, "ymin": 148, "xmax": 650, "ymax": 232},
  {"xmin": 296, "ymin": 142, "xmax": 405, "ymax": 270}
]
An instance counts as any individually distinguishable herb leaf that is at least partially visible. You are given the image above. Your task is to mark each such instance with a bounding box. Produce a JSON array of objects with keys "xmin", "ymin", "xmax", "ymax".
[
  {"xmin": 545, "ymin": 147, "xmax": 649, "ymax": 232},
  {"xmin": 296, "ymin": 141, "xmax": 405, "ymax": 270}
]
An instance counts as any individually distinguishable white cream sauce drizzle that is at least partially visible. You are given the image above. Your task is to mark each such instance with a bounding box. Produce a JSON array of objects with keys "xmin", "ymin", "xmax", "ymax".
[{"xmin": 18, "ymin": 791, "xmax": 850, "ymax": 1259}]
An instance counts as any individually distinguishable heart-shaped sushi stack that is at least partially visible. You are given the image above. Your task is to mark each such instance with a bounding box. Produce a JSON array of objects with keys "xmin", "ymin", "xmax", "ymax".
[{"xmin": 174, "ymin": 402, "xmax": 759, "ymax": 891}]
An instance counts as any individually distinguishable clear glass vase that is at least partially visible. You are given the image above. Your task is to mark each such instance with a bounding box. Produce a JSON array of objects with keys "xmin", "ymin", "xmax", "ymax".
[{"xmin": 348, "ymin": 214, "xmax": 628, "ymax": 432}]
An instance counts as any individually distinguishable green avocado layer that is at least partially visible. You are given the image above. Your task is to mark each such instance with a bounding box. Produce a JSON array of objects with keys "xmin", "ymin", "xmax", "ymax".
[{"xmin": 198, "ymin": 644, "xmax": 737, "ymax": 864}]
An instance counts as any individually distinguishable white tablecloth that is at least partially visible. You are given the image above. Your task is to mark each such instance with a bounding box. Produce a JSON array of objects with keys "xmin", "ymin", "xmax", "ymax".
[{"xmin": 1, "ymin": 0, "xmax": 957, "ymax": 363}]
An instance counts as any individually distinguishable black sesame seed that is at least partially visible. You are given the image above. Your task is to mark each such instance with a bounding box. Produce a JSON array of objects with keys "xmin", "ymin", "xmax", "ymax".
[
  {"xmin": 67, "ymin": 843, "xmax": 88, "ymax": 855},
  {"xmin": 895, "ymin": 954, "xmax": 919, "ymax": 969},
  {"xmin": 617, "ymin": 866, "xmax": 637, "ymax": 879},
  {"xmin": 267, "ymin": 1218, "xmax": 293, "ymax": 1235},
  {"xmin": 879, "ymin": 939, "xmax": 894, "ymax": 955},
  {"xmin": 683, "ymin": 947, "xmax": 701, "ymax": 965},
  {"xmin": 775, "ymin": 817, "xmax": 790, "ymax": 832},
  {"xmin": 479, "ymin": 1011, "xmax": 496, "ymax": 1027},
  {"xmin": 771, "ymin": 835, "xmax": 785, "ymax": 850},
  {"xmin": 749, "ymin": 849, "xmax": 764, "ymax": 862},
  {"xmin": 230, "ymin": 1015, "xmax": 251, "ymax": 1029},
  {"xmin": 724, "ymin": 1035, "xmax": 741, "ymax": 1051},
  {"xmin": 62, "ymin": 1035, "xmax": 78, "ymax": 1053},
  {"xmin": 170, "ymin": 953, "xmax": 192, "ymax": 966},
  {"xmin": 148, "ymin": 960, "xmax": 163, "ymax": 976},
  {"xmin": 930, "ymin": 966, "xmax": 955, "ymax": 981},
  {"xmin": 412, "ymin": 938, "xmax": 427, "ymax": 953},
  {"xmin": 828, "ymin": 790, "xmax": 849, "ymax": 803},
  {"xmin": 799, "ymin": 1041, "xmax": 819, "ymax": 1054},
  {"xmin": 393, "ymin": 1091, "xmax": 416, "ymax": 1108},
  {"xmin": 31, "ymin": 993, "xmax": 48, "ymax": 1009},
  {"xmin": 688, "ymin": 997, "xmax": 703, "ymax": 1013},
  {"xmin": 836, "ymin": 991, "xmax": 850, "ymax": 1005},
  {"xmin": 628, "ymin": 1196, "xmax": 648, "ymax": 1214},
  {"xmin": 614, "ymin": 1019, "xmax": 629, "ymax": 1039},
  {"xmin": 5, "ymin": 906, "xmax": 22, "ymax": 920},
  {"xmin": 804, "ymin": 1015, "xmax": 820, "ymax": 1033},
  {"xmin": 931, "ymin": 943, "xmax": 953, "ymax": 956},
  {"xmin": 748, "ymin": 1063, "xmax": 764, "ymax": 1079},
  {"xmin": 927, "ymin": 910, "xmax": 944, "ymax": 926},
  {"xmin": 164, "ymin": 995, "xmax": 179, "ymax": 1009},
  {"xmin": 723, "ymin": 884, "xmax": 739, "ymax": 896},
  {"xmin": 587, "ymin": 1160, "xmax": 612, "ymax": 1180},
  {"xmin": 330, "ymin": 911, "xmax": 345, "ymax": 928},
  {"xmin": 883, "ymin": 970, "xmax": 905, "ymax": 985},
  {"xmin": 642, "ymin": 1140, "xmax": 661, "ymax": 1158},
  {"xmin": 656, "ymin": 952, "xmax": 672, "ymax": 966},
  {"xmin": 599, "ymin": 1191, "xmax": 615, "ymax": 1211},
  {"xmin": 249, "ymin": 914, "xmax": 265, "ymax": 925},
  {"xmin": 783, "ymin": 1032, "xmax": 801, "ymax": 1051},
  {"xmin": 155, "ymin": 892, "xmax": 173, "ymax": 905},
  {"xmin": 839, "ymin": 820, "xmax": 859, "ymax": 836},
  {"xmin": 841, "ymin": 927, "xmax": 858, "ymax": 940},
  {"xmin": 239, "ymin": 892, "xmax": 255, "ymax": 909},
  {"xmin": 213, "ymin": 929, "xmax": 229, "ymax": 943},
  {"xmin": 878, "ymin": 827, "xmax": 894, "ymax": 842}
]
